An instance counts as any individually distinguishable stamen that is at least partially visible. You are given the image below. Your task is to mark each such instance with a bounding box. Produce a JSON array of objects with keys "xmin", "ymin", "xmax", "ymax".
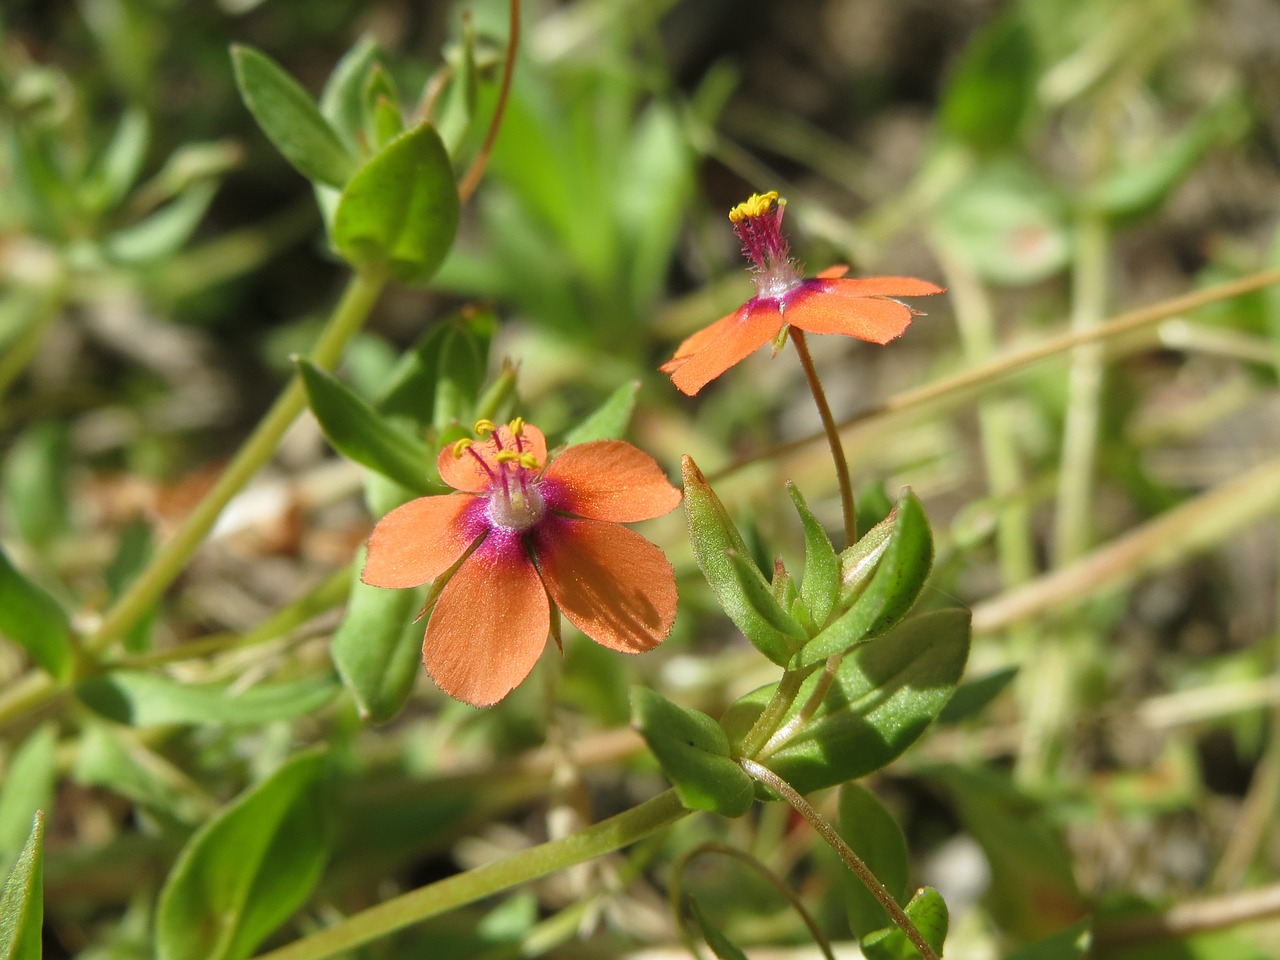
[
  {"xmin": 464, "ymin": 443, "xmax": 498, "ymax": 482},
  {"xmin": 473, "ymin": 418, "xmax": 496, "ymax": 436},
  {"xmin": 508, "ymin": 416, "xmax": 525, "ymax": 436},
  {"xmin": 494, "ymin": 450, "xmax": 522, "ymax": 464},
  {"xmin": 729, "ymin": 191, "xmax": 779, "ymax": 223},
  {"xmin": 451, "ymin": 438, "xmax": 474, "ymax": 459}
]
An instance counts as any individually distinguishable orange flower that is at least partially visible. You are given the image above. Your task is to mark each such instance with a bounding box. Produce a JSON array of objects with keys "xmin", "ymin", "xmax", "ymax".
[
  {"xmin": 361, "ymin": 418, "xmax": 682, "ymax": 706},
  {"xmin": 662, "ymin": 192, "xmax": 943, "ymax": 395}
]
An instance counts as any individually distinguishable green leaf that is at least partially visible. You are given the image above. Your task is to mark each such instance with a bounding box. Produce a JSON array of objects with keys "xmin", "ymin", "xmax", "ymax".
[
  {"xmin": 104, "ymin": 181, "xmax": 218, "ymax": 263},
  {"xmin": 0, "ymin": 547, "xmax": 72, "ymax": 680},
  {"xmin": 1003, "ymin": 920, "xmax": 1092, "ymax": 960},
  {"xmin": 74, "ymin": 724, "xmax": 207, "ymax": 823},
  {"xmin": 319, "ymin": 35, "xmax": 381, "ymax": 154},
  {"xmin": 3, "ymin": 420, "xmax": 70, "ymax": 551},
  {"xmin": 85, "ymin": 105, "xmax": 149, "ymax": 212},
  {"xmin": 331, "ymin": 123, "xmax": 460, "ymax": 283},
  {"xmin": 0, "ymin": 812, "xmax": 44, "ymax": 960},
  {"xmin": 928, "ymin": 765, "xmax": 1087, "ymax": 941},
  {"xmin": 104, "ymin": 517, "xmax": 156, "ymax": 654},
  {"xmin": 231, "ymin": 44, "xmax": 355, "ymax": 188},
  {"xmin": 331, "ymin": 551, "xmax": 427, "ymax": 724},
  {"xmin": 726, "ymin": 549, "xmax": 808, "ymax": 644},
  {"xmin": 0, "ymin": 727, "xmax": 56, "ymax": 873},
  {"xmin": 936, "ymin": 665, "xmax": 1018, "ymax": 725},
  {"xmin": 563, "ymin": 381, "xmax": 641, "ymax": 446},
  {"xmin": 861, "ymin": 887, "xmax": 948, "ymax": 960},
  {"xmin": 156, "ymin": 751, "xmax": 332, "ymax": 960},
  {"xmin": 688, "ymin": 898, "xmax": 750, "ymax": 960},
  {"xmin": 632, "ymin": 687, "xmax": 753, "ymax": 817},
  {"xmin": 1084, "ymin": 95, "xmax": 1247, "ymax": 220},
  {"xmin": 297, "ymin": 358, "xmax": 434, "ymax": 494},
  {"xmin": 939, "ymin": 13, "xmax": 1037, "ymax": 152},
  {"xmin": 724, "ymin": 609, "xmax": 970, "ymax": 795},
  {"xmin": 838, "ymin": 782, "xmax": 910, "ymax": 939},
  {"xmin": 787, "ymin": 483, "xmax": 839, "ymax": 629},
  {"xmin": 793, "ymin": 490, "xmax": 934, "ymax": 669},
  {"xmin": 76, "ymin": 671, "xmax": 338, "ymax": 727},
  {"xmin": 434, "ymin": 19, "xmax": 479, "ymax": 154},
  {"xmin": 682, "ymin": 456, "xmax": 804, "ymax": 666},
  {"xmin": 362, "ymin": 63, "xmax": 403, "ymax": 150},
  {"xmin": 375, "ymin": 309, "xmax": 495, "ymax": 428}
]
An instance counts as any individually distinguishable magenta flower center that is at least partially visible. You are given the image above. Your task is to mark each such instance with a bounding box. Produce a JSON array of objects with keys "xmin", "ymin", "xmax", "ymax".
[{"xmin": 487, "ymin": 461, "xmax": 545, "ymax": 531}]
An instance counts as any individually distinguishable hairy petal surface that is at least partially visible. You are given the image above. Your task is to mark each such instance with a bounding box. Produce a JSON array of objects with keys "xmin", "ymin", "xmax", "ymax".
[
  {"xmin": 542, "ymin": 441, "xmax": 681, "ymax": 522},
  {"xmin": 535, "ymin": 517, "xmax": 677, "ymax": 654},
  {"xmin": 362, "ymin": 494, "xmax": 481, "ymax": 588},
  {"xmin": 422, "ymin": 532, "xmax": 549, "ymax": 706},
  {"xmin": 666, "ymin": 301, "xmax": 785, "ymax": 396}
]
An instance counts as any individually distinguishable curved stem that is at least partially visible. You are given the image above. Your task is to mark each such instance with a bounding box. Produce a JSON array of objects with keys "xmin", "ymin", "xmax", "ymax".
[
  {"xmin": 86, "ymin": 270, "xmax": 385, "ymax": 656},
  {"xmin": 457, "ymin": 0, "xmax": 520, "ymax": 203},
  {"xmin": 252, "ymin": 789, "xmax": 687, "ymax": 960},
  {"xmin": 789, "ymin": 328, "xmax": 856, "ymax": 547},
  {"xmin": 740, "ymin": 759, "xmax": 940, "ymax": 960},
  {"xmin": 737, "ymin": 665, "xmax": 813, "ymax": 760}
]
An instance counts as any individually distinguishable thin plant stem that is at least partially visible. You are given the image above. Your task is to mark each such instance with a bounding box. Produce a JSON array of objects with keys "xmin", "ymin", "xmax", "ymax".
[
  {"xmin": 0, "ymin": 672, "xmax": 59, "ymax": 731},
  {"xmin": 670, "ymin": 841, "xmax": 837, "ymax": 960},
  {"xmin": 763, "ymin": 656, "xmax": 840, "ymax": 755},
  {"xmin": 251, "ymin": 789, "xmax": 687, "ymax": 960},
  {"xmin": 1094, "ymin": 880, "xmax": 1280, "ymax": 945},
  {"xmin": 713, "ymin": 265, "xmax": 1280, "ymax": 483},
  {"xmin": 739, "ymin": 759, "xmax": 940, "ymax": 960},
  {"xmin": 86, "ymin": 269, "xmax": 386, "ymax": 657},
  {"xmin": 789, "ymin": 328, "xmax": 856, "ymax": 547},
  {"xmin": 457, "ymin": 0, "xmax": 520, "ymax": 203}
]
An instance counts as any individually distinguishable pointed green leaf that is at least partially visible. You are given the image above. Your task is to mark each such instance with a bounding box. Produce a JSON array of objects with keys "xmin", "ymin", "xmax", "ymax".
[
  {"xmin": 434, "ymin": 19, "xmax": 479, "ymax": 154},
  {"xmin": 0, "ymin": 727, "xmax": 55, "ymax": 876},
  {"xmin": 297, "ymin": 358, "xmax": 434, "ymax": 494},
  {"xmin": 939, "ymin": 13, "xmax": 1036, "ymax": 152},
  {"xmin": 0, "ymin": 812, "xmax": 44, "ymax": 960},
  {"xmin": 362, "ymin": 64, "xmax": 403, "ymax": 149},
  {"xmin": 231, "ymin": 44, "xmax": 355, "ymax": 188},
  {"xmin": 332, "ymin": 551, "xmax": 427, "ymax": 724},
  {"xmin": 937, "ymin": 665, "xmax": 1018, "ymax": 724},
  {"xmin": 861, "ymin": 887, "xmax": 949, "ymax": 960},
  {"xmin": 632, "ymin": 687, "xmax": 753, "ymax": 817},
  {"xmin": 432, "ymin": 321, "xmax": 491, "ymax": 432},
  {"xmin": 3, "ymin": 420, "xmax": 70, "ymax": 550},
  {"xmin": 0, "ymin": 547, "xmax": 71, "ymax": 680},
  {"xmin": 793, "ymin": 490, "xmax": 933, "ymax": 669},
  {"xmin": 688, "ymin": 898, "xmax": 750, "ymax": 960},
  {"xmin": 726, "ymin": 550, "xmax": 807, "ymax": 644},
  {"xmin": 928, "ymin": 765, "xmax": 1087, "ymax": 941},
  {"xmin": 331, "ymin": 124, "xmax": 459, "ymax": 283},
  {"xmin": 156, "ymin": 751, "xmax": 332, "ymax": 960},
  {"xmin": 1003, "ymin": 920, "xmax": 1092, "ymax": 960},
  {"xmin": 787, "ymin": 483, "xmax": 839, "ymax": 629},
  {"xmin": 86, "ymin": 106, "xmax": 149, "ymax": 212},
  {"xmin": 839, "ymin": 783, "xmax": 910, "ymax": 939},
  {"xmin": 76, "ymin": 671, "xmax": 338, "ymax": 728},
  {"xmin": 724, "ymin": 609, "xmax": 970, "ymax": 794},
  {"xmin": 104, "ymin": 181, "xmax": 218, "ymax": 263},
  {"xmin": 564, "ymin": 381, "xmax": 641, "ymax": 445},
  {"xmin": 682, "ymin": 456, "xmax": 803, "ymax": 666},
  {"xmin": 319, "ymin": 35, "xmax": 381, "ymax": 154},
  {"xmin": 375, "ymin": 308, "xmax": 495, "ymax": 428}
]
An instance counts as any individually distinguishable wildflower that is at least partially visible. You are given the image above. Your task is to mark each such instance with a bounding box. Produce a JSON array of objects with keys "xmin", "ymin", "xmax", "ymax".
[
  {"xmin": 661, "ymin": 191, "xmax": 943, "ymax": 395},
  {"xmin": 361, "ymin": 418, "xmax": 681, "ymax": 706}
]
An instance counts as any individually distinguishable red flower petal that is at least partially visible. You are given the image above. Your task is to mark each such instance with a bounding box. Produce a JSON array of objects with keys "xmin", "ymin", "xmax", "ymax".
[
  {"xmin": 785, "ymin": 279, "xmax": 933, "ymax": 344},
  {"xmin": 542, "ymin": 440, "xmax": 681, "ymax": 522},
  {"xmin": 661, "ymin": 304, "xmax": 749, "ymax": 372},
  {"xmin": 666, "ymin": 301, "xmax": 785, "ymax": 396},
  {"xmin": 362, "ymin": 493, "xmax": 480, "ymax": 588},
  {"xmin": 825, "ymin": 276, "xmax": 943, "ymax": 298},
  {"xmin": 534, "ymin": 517, "xmax": 677, "ymax": 654},
  {"xmin": 422, "ymin": 535, "xmax": 550, "ymax": 706},
  {"xmin": 438, "ymin": 423, "xmax": 549, "ymax": 493}
]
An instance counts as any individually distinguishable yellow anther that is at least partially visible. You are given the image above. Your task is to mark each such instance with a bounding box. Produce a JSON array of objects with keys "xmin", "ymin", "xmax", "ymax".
[
  {"xmin": 451, "ymin": 438, "xmax": 474, "ymax": 459},
  {"xmin": 473, "ymin": 418, "xmax": 496, "ymax": 436},
  {"xmin": 518, "ymin": 452, "xmax": 538, "ymax": 469},
  {"xmin": 508, "ymin": 416, "xmax": 525, "ymax": 436},
  {"xmin": 494, "ymin": 450, "xmax": 520, "ymax": 464},
  {"xmin": 728, "ymin": 191, "xmax": 780, "ymax": 223}
]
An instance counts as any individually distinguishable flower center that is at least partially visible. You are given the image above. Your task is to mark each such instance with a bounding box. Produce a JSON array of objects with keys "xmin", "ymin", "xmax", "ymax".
[
  {"xmin": 729, "ymin": 191, "xmax": 803, "ymax": 302},
  {"xmin": 487, "ymin": 455, "xmax": 545, "ymax": 531}
]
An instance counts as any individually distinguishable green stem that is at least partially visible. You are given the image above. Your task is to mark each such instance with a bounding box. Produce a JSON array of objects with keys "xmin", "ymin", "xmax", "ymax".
[
  {"xmin": 740, "ymin": 759, "xmax": 940, "ymax": 960},
  {"xmin": 789, "ymin": 328, "xmax": 856, "ymax": 547},
  {"xmin": 86, "ymin": 270, "xmax": 386, "ymax": 656},
  {"xmin": 252, "ymin": 789, "xmax": 687, "ymax": 960},
  {"xmin": 0, "ymin": 672, "xmax": 59, "ymax": 731},
  {"xmin": 738, "ymin": 665, "xmax": 813, "ymax": 760}
]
